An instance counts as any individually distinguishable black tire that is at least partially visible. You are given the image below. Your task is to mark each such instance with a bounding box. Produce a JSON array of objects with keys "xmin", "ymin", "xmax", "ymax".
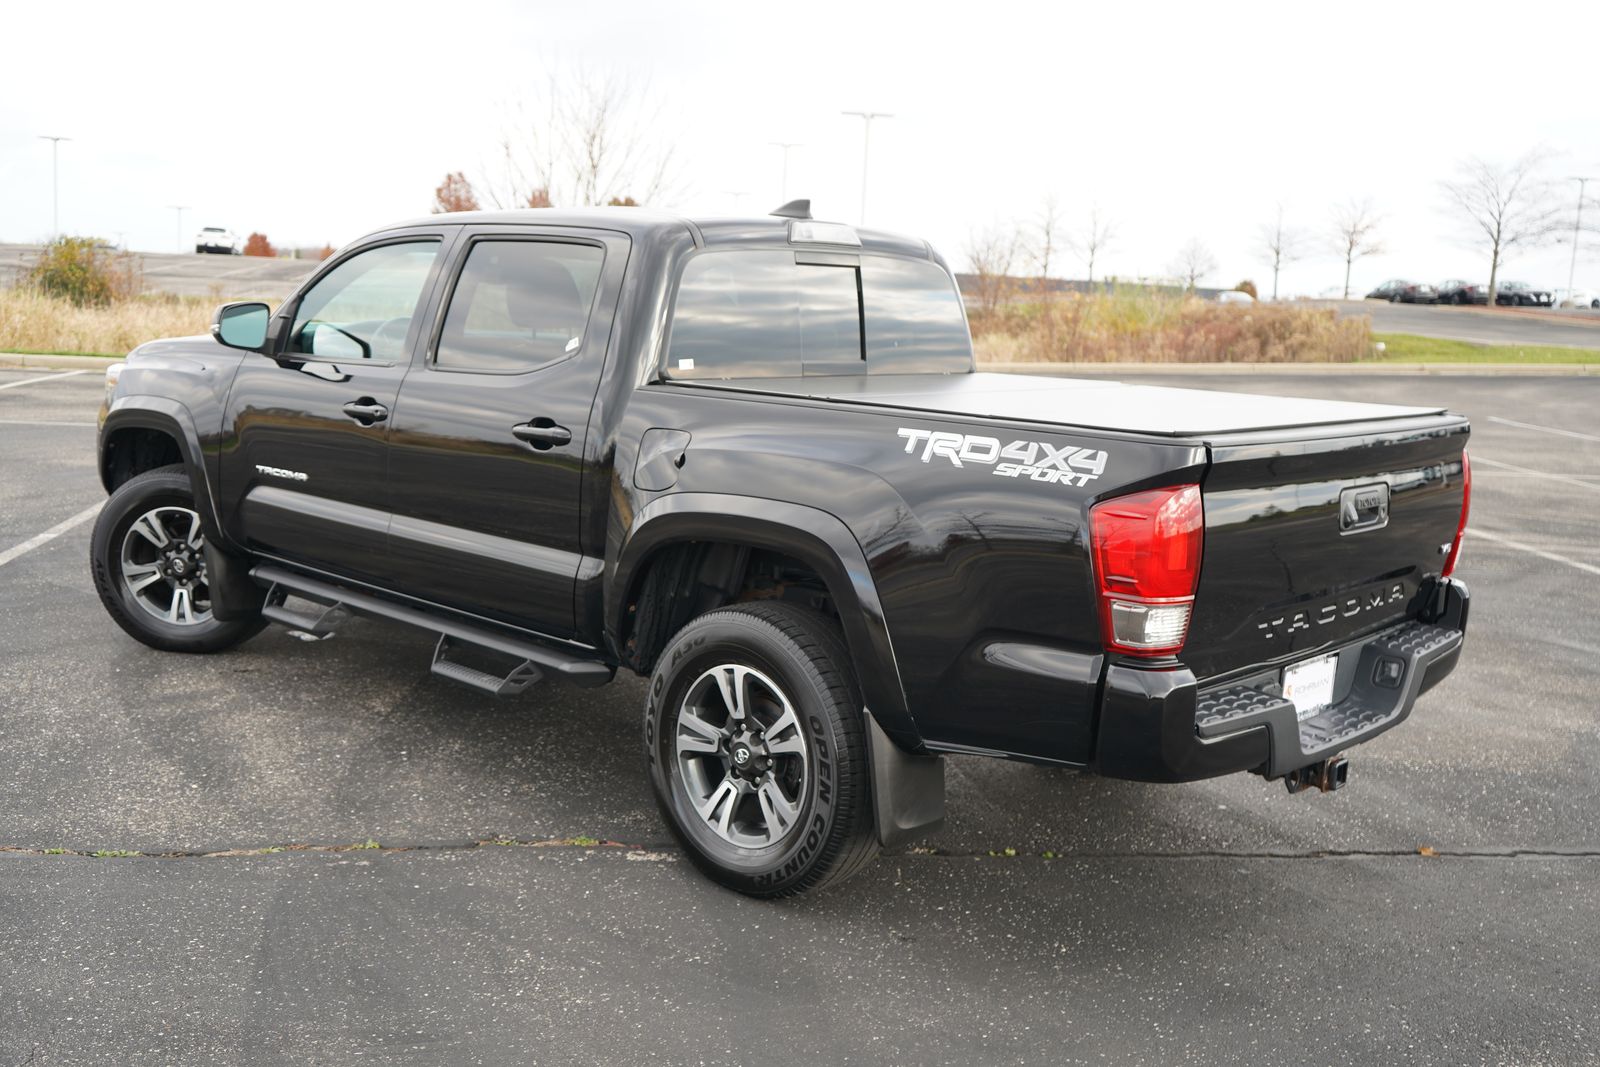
[
  {"xmin": 90, "ymin": 465, "xmax": 266, "ymax": 653},
  {"xmin": 645, "ymin": 602, "xmax": 877, "ymax": 897}
]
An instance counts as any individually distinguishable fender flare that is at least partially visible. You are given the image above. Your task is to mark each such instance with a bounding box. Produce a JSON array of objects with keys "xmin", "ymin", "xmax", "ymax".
[
  {"xmin": 99, "ymin": 399, "xmax": 229, "ymax": 548},
  {"xmin": 610, "ymin": 492, "xmax": 922, "ymax": 752}
]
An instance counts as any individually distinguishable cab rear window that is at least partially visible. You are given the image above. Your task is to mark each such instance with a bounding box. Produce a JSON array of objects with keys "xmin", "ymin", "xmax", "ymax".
[{"xmin": 666, "ymin": 250, "xmax": 971, "ymax": 379}]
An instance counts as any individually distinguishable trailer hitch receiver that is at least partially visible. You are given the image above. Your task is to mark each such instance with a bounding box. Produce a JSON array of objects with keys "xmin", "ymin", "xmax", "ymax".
[{"xmin": 1283, "ymin": 755, "xmax": 1349, "ymax": 795}]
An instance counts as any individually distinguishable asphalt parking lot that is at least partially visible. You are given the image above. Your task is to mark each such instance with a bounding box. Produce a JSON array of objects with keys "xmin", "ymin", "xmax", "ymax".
[
  {"xmin": 1328, "ymin": 298, "xmax": 1600, "ymax": 349},
  {"xmin": 1, "ymin": 367, "xmax": 1596, "ymax": 1065}
]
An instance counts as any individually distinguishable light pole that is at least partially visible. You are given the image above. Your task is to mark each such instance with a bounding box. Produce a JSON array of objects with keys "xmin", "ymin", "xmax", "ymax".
[
  {"xmin": 1568, "ymin": 176, "xmax": 1592, "ymax": 296},
  {"xmin": 841, "ymin": 111, "xmax": 892, "ymax": 225},
  {"xmin": 169, "ymin": 206, "xmax": 189, "ymax": 254},
  {"xmin": 769, "ymin": 142, "xmax": 802, "ymax": 202},
  {"xmin": 38, "ymin": 135, "xmax": 71, "ymax": 238}
]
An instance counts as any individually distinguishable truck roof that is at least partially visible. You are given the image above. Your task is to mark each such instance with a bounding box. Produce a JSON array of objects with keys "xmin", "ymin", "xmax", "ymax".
[{"xmin": 381, "ymin": 207, "xmax": 939, "ymax": 261}]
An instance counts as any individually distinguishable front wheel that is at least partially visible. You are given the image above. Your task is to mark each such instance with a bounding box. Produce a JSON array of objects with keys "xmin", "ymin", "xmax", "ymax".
[
  {"xmin": 90, "ymin": 465, "xmax": 265, "ymax": 653},
  {"xmin": 645, "ymin": 602, "xmax": 877, "ymax": 897}
]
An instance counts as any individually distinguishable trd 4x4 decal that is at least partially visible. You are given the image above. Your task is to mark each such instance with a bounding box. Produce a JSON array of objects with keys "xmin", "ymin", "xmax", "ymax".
[{"xmin": 896, "ymin": 428, "xmax": 1108, "ymax": 487}]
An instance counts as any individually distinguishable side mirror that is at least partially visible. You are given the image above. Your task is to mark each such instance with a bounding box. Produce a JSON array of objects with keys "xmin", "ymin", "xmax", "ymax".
[{"xmin": 211, "ymin": 302, "xmax": 271, "ymax": 351}]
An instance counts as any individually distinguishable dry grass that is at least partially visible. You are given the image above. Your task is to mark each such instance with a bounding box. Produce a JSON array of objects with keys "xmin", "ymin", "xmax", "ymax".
[
  {"xmin": 0, "ymin": 288, "xmax": 239, "ymax": 357},
  {"xmin": 971, "ymin": 288, "xmax": 1372, "ymax": 364},
  {"xmin": 5, "ymin": 280, "xmax": 1374, "ymax": 364}
]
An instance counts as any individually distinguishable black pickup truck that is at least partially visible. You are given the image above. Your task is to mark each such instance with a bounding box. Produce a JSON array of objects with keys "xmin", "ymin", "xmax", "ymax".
[{"xmin": 92, "ymin": 202, "xmax": 1471, "ymax": 896}]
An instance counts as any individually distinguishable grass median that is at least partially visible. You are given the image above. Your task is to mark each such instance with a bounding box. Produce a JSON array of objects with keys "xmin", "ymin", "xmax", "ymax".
[{"xmin": 1369, "ymin": 333, "xmax": 1600, "ymax": 364}]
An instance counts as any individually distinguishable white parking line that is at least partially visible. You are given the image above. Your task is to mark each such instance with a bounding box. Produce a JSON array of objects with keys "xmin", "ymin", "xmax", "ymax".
[
  {"xmin": 1472, "ymin": 455, "xmax": 1600, "ymax": 494},
  {"xmin": 0, "ymin": 369, "xmax": 89, "ymax": 391},
  {"xmin": 1469, "ymin": 527, "xmax": 1600, "ymax": 577},
  {"xmin": 0, "ymin": 504, "xmax": 102, "ymax": 569},
  {"xmin": 0, "ymin": 418, "xmax": 96, "ymax": 427},
  {"xmin": 1488, "ymin": 415, "xmax": 1600, "ymax": 444}
]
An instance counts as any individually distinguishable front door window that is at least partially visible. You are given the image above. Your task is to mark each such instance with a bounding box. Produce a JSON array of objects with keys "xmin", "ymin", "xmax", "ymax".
[{"xmin": 289, "ymin": 241, "xmax": 441, "ymax": 361}]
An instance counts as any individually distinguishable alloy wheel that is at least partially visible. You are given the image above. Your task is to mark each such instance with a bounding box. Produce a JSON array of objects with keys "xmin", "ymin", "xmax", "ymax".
[
  {"xmin": 673, "ymin": 663, "xmax": 810, "ymax": 848},
  {"xmin": 119, "ymin": 506, "xmax": 212, "ymax": 626}
]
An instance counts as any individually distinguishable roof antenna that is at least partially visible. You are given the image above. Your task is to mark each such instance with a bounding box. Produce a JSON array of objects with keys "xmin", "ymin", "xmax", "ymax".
[{"xmin": 770, "ymin": 198, "xmax": 812, "ymax": 220}]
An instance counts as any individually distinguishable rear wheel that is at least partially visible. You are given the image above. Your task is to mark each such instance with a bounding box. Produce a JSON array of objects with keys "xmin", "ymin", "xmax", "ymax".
[
  {"xmin": 645, "ymin": 602, "xmax": 877, "ymax": 897},
  {"xmin": 90, "ymin": 466, "xmax": 265, "ymax": 653}
]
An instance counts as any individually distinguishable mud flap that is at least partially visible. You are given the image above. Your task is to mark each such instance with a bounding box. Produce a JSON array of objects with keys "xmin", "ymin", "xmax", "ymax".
[
  {"xmin": 867, "ymin": 712, "xmax": 945, "ymax": 849},
  {"xmin": 203, "ymin": 541, "xmax": 266, "ymax": 621}
]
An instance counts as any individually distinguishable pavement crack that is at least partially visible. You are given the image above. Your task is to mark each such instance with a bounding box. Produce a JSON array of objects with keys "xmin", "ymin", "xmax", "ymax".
[
  {"xmin": 2, "ymin": 840, "xmax": 1596, "ymax": 861},
  {"xmin": 902, "ymin": 846, "xmax": 1600, "ymax": 860},
  {"xmin": 0, "ymin": 836, "xmax": 674, "ymax": 860}
]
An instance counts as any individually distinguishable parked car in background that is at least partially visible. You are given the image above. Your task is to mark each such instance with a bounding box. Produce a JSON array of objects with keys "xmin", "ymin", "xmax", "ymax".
[
  {"xmin": 1436, "ymin": 280, "xmax": 1488, "ymax": 305},
  {"xmin": 1496, "ymin": 281, "xmax": 1552, "ymax": 307},
  {"xmin": 194, "ymin": 227, "xmax": 241, "ymax": 255},
  {"xmin": 1553, "ymin": 288, "xmax": 1600, "ymax": 309},
  {"xmin": 1215, "ymin": 289, "xmax": 1254, "ymax": 305},
  {"xmin": 1367, "ymin": 280, "xmax": 1436, "ymax": 303}
]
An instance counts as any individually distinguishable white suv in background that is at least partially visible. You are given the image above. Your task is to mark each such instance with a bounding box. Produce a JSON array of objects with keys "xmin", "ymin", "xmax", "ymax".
[{"xmin": 194, "ymin": 227, "xmax": 241, "ymax": 255}]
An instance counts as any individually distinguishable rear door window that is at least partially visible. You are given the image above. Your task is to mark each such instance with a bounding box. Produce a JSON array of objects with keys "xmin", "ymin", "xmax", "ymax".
[{"xmin": 433, "ymin": 240, "xmax": 605, "ymax": 373}]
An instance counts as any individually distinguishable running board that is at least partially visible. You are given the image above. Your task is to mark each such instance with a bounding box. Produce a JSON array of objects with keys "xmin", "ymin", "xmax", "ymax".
[
  {"xmin": 250, "ymin": 564, "xmax": 614, "ymax": 689},
  {"xmin": 261, "ymin": 588, "xmax": 349, "ymax": 638},
  {"xmin": 431, "ymin": 635, "xmax": 543, "ymax": 697}
]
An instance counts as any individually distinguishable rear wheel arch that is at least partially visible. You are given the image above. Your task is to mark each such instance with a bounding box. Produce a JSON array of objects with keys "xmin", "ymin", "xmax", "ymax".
[{"xmin": 611, "ymin": 494, "xmax": 920, "ymax": 751}]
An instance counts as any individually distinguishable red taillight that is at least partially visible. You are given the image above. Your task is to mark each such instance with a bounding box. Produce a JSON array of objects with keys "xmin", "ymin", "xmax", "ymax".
[
  {"xmin": 1089, "ymin": 484, "xmax": 1204, "ymax": 657},
  {"xmin": 1442, "ymin": 450, "xmax": 1470, "ymax": 577}
]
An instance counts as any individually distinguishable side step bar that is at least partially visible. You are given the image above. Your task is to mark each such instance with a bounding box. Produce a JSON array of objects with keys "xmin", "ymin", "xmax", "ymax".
[
  {"xmin": 430, "ymin": 635, "xmax": 543, "ymax": 697},
  {"xmin": 250, "ymin": 564, "xmax": 614, "ymax": 690}
]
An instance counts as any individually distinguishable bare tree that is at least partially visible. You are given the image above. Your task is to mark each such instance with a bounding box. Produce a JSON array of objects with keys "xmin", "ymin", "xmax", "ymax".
[
  {"xmin": 1330, "ymin": 198, "xmax": 1383, "ymax": 299},
  {"xmin": 485, "ymin": 68, "xmax": 679, "ymax": 209},
  {"xmin": 1170, "ymin": 238, "xmax": 1218, "ymax": 290},
  {"xmin": 1441, "ymin": 150, "xmax": 1564, "ymax": 306},
  {"xmin": 1258, "ymin": 205, "xmax": 1305, "ymax": 301},
  {"xmin": 965, "ymin": 224, "xmax": 1021, "ymax": 317},
  {"xmin": 1031, "ymin": 195, "xmax": 1064, "ymax": 292},
  {"xmin": 1075, "ymin": 207, "xmax": 1115, "ymax": 286}
]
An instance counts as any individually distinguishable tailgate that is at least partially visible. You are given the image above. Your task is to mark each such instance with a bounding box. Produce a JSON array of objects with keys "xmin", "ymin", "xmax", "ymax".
[{"xmin": 1185, "ymin": 414, "xmax": 1469, "ymax": 684}]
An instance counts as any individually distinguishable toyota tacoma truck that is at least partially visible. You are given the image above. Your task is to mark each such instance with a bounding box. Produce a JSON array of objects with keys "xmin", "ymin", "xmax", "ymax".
[{"xmin": 92, "ymin": 202, "xmax": 1471, "ymax": 896}]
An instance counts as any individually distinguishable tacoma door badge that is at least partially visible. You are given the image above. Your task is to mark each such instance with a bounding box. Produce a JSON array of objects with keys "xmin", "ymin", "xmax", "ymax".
[
  {"xmin": 256, "ymin": 464, "xmax": 309, "ymax": 483},
  {"xmin": 1338, "ymin": 482, "xmax": 1389, "ymax": 534}
]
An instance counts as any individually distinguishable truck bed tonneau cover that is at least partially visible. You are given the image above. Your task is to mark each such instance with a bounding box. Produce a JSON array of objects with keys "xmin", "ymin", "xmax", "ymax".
[{"xmin": 678, "ymin": 372, "xmax": 1448, "ymax": 438}]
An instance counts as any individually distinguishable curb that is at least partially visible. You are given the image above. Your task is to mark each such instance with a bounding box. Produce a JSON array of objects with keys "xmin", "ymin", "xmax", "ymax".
[
  {"xmin": 0, "ymin": 353, "xmax": 119, "ymax": 370},
  {"xmin": 980, "ymin": 361, "xmax": 1599, "ymax": 377}
]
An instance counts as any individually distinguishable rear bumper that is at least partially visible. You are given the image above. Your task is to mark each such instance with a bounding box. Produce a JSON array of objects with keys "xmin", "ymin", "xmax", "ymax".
[{"xmin": 1093, "ymin": 578, "xmax": 1469, "ymax": 783}]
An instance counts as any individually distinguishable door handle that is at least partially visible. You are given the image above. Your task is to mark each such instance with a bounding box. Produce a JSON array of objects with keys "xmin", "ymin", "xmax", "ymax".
[
  {"xmin": 342, "ymin": 400, "xmax": 389, "ymax": 425},
  {"xmin": 511, "ymin": 420, "xmax": 572, "ymax": 449}
]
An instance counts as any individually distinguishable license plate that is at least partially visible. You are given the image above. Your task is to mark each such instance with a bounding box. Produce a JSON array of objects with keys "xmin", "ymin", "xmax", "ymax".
[{"xmin": 1282, "ymin": 654, "xmax": 1337, "ymax": 721}]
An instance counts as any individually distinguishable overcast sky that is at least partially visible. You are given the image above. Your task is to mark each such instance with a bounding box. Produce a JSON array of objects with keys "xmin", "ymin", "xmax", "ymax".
[{"xmin": 3, "ymin": 0, "xmax": 1597, "ymax": 296}]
